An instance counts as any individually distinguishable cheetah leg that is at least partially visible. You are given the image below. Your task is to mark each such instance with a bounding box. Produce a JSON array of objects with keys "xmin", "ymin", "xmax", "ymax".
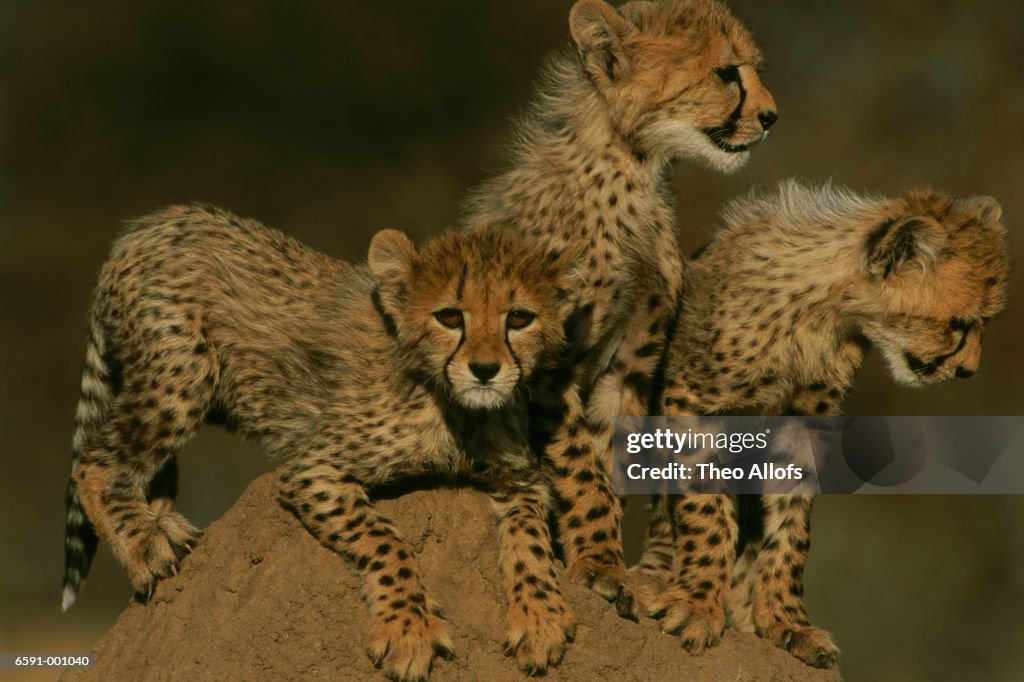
[
  {"xmin": 490, "ymin": 476, "xmax": 575, "ymax": 674},
  {"xmin": 632, "ymin": 386, "xmax": 734, "ymax": 652},
  {"xmin": 726, "ymin": 542, "xmax": 758, "ymax": 632},
  {"xmin": 742, "ymin": 387, "xmax": 842, "ymax": 668},
  {"xmin": 749, "ymin": 494, "xmax": 838, "ymax": 668},
  {"xmin": 628, "ymin": 494, "xmax": 675, "ymax": 612},
  {"xmin": 565, "ymin": 287, "xmax": 676, "ymax": 619},
  {"xmin": 74, "ymin": 328, "xmax": 214, "ymax": 599},
  {"xmin": 642, "ymin": 494, "xmax": 736, "ymax": 654},
  {"xmin": 278, "ymin": 461, "xmax": 453, "ymax": 682},
  {"xmin": 546, "ymin": 387, "xmax": 635, "ymax": 619}
]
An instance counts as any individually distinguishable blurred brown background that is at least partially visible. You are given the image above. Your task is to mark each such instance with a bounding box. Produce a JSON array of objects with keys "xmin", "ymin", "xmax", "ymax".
[{"xmin": 2, "ymin": 1, "xmax": 1022, "ymax": 680}]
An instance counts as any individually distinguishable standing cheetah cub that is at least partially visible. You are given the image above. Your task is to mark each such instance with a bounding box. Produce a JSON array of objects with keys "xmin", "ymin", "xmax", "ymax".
[
  {"xmin": 61, "ymin": 206, "xmax": 581, "ymax": 680},
  {"xmin": 636, "ymin": 180, "xmax": 1009, "ymax": 666},
  {"xmin": 464, "ymin": 0, "xmax": 777, "ymax": 619}
]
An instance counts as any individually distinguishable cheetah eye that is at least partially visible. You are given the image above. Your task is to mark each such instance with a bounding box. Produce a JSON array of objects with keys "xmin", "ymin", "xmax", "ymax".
[
  {"xmin": 506, "ymin": 310, "xmax": 535, "ymax": 330},
  {"xmin": 434, "ymin": 308, "xmax": 464, "ymax": 329},
  {"xmin": 948, "ymin": 317, "xmax": 973, "ymax": 333},
  {"xmin": 714, "ymin": 65, "xmax": 740, "ymax": 84}
]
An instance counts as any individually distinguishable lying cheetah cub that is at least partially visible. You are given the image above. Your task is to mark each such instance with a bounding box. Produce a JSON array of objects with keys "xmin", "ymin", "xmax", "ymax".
[
  {"xmin": 62, "ymin": 206, "xmax": 580, "ymax": 680},
  {"xmin": 638, "ymin": 181, "xmax": 1009, "ymax": 667}
]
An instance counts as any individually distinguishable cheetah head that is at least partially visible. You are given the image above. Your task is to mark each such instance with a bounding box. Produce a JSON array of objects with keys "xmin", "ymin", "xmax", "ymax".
[
  {"xmin": 569, "ymin": 0, "xmax": 777, "ymax": 172},
  {"xmin": 853, "ymin": 192, "xmax": 1009, "ymax": 388},
  {"xmin": 368, "ymin": 226, "xmax": 580, "ymax": 410}
]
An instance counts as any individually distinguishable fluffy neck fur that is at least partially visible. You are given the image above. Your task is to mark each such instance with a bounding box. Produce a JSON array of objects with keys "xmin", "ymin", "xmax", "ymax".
[{"xmin": 464, "ymin": 49, "xmax": 674, "ymax": 235}]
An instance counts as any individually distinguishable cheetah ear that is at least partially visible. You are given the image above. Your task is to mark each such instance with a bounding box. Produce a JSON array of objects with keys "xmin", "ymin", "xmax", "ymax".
[
  {"xmin": 368, "ymin": 229, "xmax": 417, "ymax": 283},
  {"xmin": 864, "ymin": 215, "xmax": 946, "ymax": 280},
  {"xmin": 959, "ymin": 195, "xmax": 1003, "ymax": 225},
  {"xmin": 569, "ymin": 0, "xmax": 633, "ymax": 81}
]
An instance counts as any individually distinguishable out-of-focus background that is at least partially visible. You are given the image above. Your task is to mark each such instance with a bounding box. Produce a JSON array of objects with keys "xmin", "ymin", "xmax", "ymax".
[{"xmin": 2, "ymin": 1, "xmax": 1022, "ymax": 680}]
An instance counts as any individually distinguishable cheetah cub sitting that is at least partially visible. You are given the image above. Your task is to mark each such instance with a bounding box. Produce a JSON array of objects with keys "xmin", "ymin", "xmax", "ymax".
[
  {"xmin": 61, "ymin": 206, "xmax": 580, "ymax": 680},
  {"xmin": 636, "ymin": 180, "xmax": 1009, "ymax": 667},
  {"xmin": 463, "ymin": 0, "xmax": 778, "ymax": 620}
]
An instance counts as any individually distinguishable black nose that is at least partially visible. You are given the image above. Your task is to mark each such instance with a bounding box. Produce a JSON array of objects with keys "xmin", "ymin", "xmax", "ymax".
[
  {"xmin": 955, "ymin": 367, "xmax": 975, "ymax": 379},
  {"xmin": 469, "ymin": 362, "xmax": 500, "ymax": 383},
  {"xmin": 758, "ymin": 110, "xmax": 778, "ymax": 131}
]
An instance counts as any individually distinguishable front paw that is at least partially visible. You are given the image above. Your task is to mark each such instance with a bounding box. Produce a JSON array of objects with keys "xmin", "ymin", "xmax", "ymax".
[
  {"xmin": 760, "ymin": 622, "xmax": 839, "ymax": 669},
  {"xmin": 504, "ymin": 593, "xmax": 576, "ymax": 675},
  {"xmin": 366, "ymin": 603, "xmax": 454, "ymax": 682},
  {"xmin": 565, "ymin": 556, "xmax": 637, "ymax": 620},
  {"xmin": 647, "ymin": 587, "xmax": 726, "ymax": 655},
  {"xmin": 127, "ymin": 511, "xmax": 201, "ymax": 601}
]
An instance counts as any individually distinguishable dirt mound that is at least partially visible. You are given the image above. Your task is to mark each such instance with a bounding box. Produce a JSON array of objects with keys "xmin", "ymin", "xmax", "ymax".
[{"xmin": 64, "ymin": 474, "xmax": 839, "ymax": 681}]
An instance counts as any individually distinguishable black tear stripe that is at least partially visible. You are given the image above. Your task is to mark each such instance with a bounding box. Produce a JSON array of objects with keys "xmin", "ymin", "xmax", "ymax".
[
  {"xmin": 443, "ymin": 330, "xmax": 466, "ymax": 388},
  {"xmin": 505, "ymin": 327, "xmax": 524, "ymax": 386},
  {"xmin": 727, "ymin": 71, "xmax": 748, "ymax": 124},
  {"xmin": 933, "ymin": 328, "xmax": 971, "ymax": 367},
  {"xmin": 905, "ymin": 329, "xmax": 970, "ymax": 376}
]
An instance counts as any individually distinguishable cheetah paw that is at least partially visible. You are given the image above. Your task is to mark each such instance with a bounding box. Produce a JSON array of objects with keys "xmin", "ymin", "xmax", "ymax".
[
  {"xmin": 564, "ymin": 556, "xmax": 638, "ymax": 620},
  {"xmin": 127, "ymin": 511, "xmax": 201, "ymax": 601},
  {"xmin": 366, "ymin": 607, "xmax": 454, "ymax": 682},
  {"xmin": 647, "ymin": 588, "xmax": 726, "ymax": 655},
  {"xmin": 504, "ymin": 595, "xmax": 576, "ymax": 674},
  {"xmin": 625, "ymin": 565, "xmax": 667, "ymax": 615},
  {"xmin": 760, "ymin": 622, "xmax": 839, "ymax": 669}
]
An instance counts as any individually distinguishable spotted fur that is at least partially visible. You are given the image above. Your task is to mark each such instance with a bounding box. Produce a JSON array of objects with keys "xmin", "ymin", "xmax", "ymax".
[
  {"xmin": 635, "ymin": 180, "xmax": 1010, "ymax": 667},
  {"xmin": 61, "ymin": 206, "xmax": 581, "ymax": 680},
  {"xmin": 463, "ymin": 0, "xmax": 776, "ymax": 619}
]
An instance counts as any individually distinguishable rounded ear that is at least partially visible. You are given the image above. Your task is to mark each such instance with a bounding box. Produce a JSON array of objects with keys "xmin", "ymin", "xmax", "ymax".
[
  {"xmin": 368, "ymin": 229, "xmax": 416, "ymax": 282},
  {"xmin": 864, "ymin": 215, "xmax": 947, "ymax": 280},
  {"xmin": 569, "ymin": 0, "xmax": 633, "ymax": 80},
  {"xmin": 959, "ymin": 195, "xmax": 1003, "ymax": 224}
]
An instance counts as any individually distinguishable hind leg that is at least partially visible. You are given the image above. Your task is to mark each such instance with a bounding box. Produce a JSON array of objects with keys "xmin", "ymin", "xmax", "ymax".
[
  {"xmin": 726, "ymin": 543, "xmax": 758, "ymax": 632},
  {"xmin": 628, "ymin": 494, "xmax": 675, "ymax": 613},
  {"xmin": 75, "ymin": 327, "xmax": 216, "ymax": 598}
]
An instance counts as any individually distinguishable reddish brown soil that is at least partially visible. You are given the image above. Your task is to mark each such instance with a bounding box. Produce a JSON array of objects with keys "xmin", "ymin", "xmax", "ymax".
[{"xmin": 64, "ymin": 474, "xmax": 840, "ymax": 681}]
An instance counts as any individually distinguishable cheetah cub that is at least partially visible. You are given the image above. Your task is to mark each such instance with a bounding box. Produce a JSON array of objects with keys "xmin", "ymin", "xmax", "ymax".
[
  {"xmin": 61, "ymin": 206, "xmax": 581, "ymax": 680},
  {"xmin": 635, "ymin": 180, "xmax": 1009, "ymax": 667},
  {"xmin": 464, "ymin": 0, "xmax": 777, "ymax": 619}
]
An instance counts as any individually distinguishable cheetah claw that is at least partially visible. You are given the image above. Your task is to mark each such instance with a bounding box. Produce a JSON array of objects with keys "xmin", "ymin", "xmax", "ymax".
[
  {"xmin": 760, "ymin": 622, "xmax": 839, "ymax": 669},
  {"xmin": 647, "ymin": 588, "xmax": 726, "ymax": 655},
  {"xmin": 565, "ymin": 557, "xmax": 638, "ymax": 621}
]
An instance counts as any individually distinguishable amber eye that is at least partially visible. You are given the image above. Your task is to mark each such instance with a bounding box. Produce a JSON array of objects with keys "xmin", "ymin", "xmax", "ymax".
[
  {"xmin": 507, "ymin": 310, "xmax": 535, "ymax": 330},
  {"xmin": 434, "ymin": 308, "xmax": 464, "ymax": 329},
  {"xmin": 714, "ymin": 65, "xmax": 739, "ymax": 84}
]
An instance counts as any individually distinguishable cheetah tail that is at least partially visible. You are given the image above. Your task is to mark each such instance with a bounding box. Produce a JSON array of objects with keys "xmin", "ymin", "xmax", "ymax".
[{"xmin": 62, "ymin": 316, "xmax": 112, "ymax": 612}]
